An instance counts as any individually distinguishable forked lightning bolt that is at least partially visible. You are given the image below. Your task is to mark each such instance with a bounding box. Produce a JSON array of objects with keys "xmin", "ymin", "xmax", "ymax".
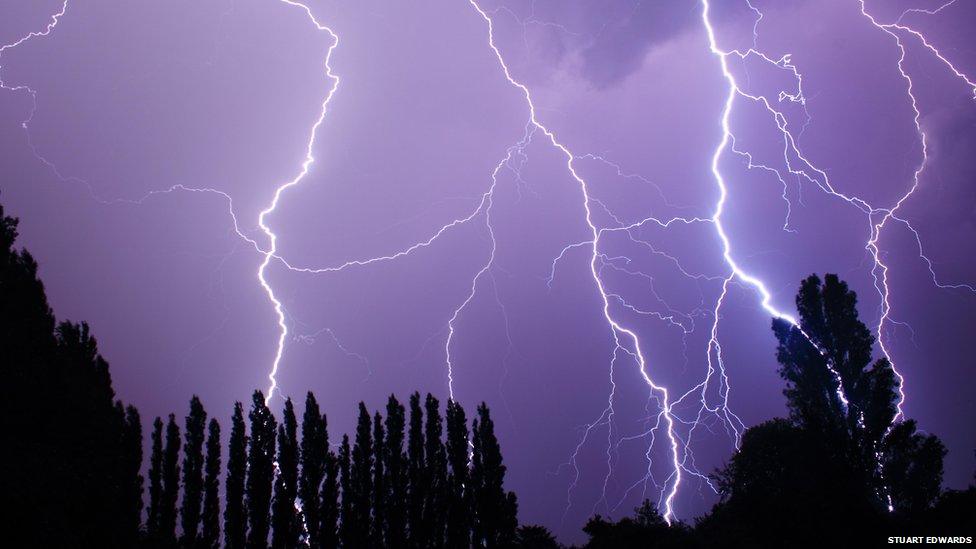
[
  {"xmin": 468, "ymin": 0, "xmax": 685, "ymax": 524},
  {"xmin": 4, "ymin": 0, "xmax": 975, "ymax": 527}
]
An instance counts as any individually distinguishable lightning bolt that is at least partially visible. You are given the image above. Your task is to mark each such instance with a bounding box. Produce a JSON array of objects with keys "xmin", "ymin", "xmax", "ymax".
[
  {"xmin": 6, "ymin": 0, "xmax": 974, "ymax": 528},
  {"xmin": 467, "ymin": 0, "xmax": 687, "ymax": 524}
]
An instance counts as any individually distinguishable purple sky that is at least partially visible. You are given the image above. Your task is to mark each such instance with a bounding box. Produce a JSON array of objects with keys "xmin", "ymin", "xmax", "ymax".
[{"xmin": 2, "ymin": 0, "xmax": 974, "ymax": 540}]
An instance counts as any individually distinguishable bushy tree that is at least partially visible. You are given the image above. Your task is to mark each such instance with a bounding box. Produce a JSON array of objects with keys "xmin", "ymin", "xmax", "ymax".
[{"xmin": 704, "ymin": 274, "xmax": 948, "ymax": 545}]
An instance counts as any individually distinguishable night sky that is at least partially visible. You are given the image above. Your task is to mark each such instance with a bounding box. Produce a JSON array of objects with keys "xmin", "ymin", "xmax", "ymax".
[{"xmin": 2, "ymin": 0, "xmax": 974, "ymax": 541}]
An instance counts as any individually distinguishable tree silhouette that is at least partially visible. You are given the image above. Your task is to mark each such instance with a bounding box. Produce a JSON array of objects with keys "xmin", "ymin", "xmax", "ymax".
[
  {"xmin": 407, "ymin": 392, "xmax": 426, "ymax": 548},
  {"xmin": 702, "ymin": 274, "xmax": 950, "ymax": 546},
  {"xmin": 372, "ymin": 411, "xmax": 387, "ymax": 545},
  {"xmin": 246, "ymin": 391, "xmax": 276, "ymax": 548},
  {"xmin": 160, "ymin": 414, "xmax": 182, "ymax": 545},
  {"xmin": 471, "ymin": 403, "xmax": 518, "ymax": 548},
  {"xmin": 424, "ymin": 394, "xmax": 448, "ymax": 547},
  {"xmin": 515, "ymin": 525, "xmax": 562, "ymax": 549},
  {"xmin": 446, "ymin": 399, "xmax": 472, "ymax": 548},
  {"xmin": 225, "ymin": 401, "xmax": 247, "ymax": 549},
  {"xmin": 182, "ymin": 396, "xmax": 207, "ymax": 546},
  {"xmin": 272, "ymin": 398, "xmax": 300, "ymax": 548},
  {"xmin": 121, "ymin": 405, "xmax": 145, "ymax": 545},
  {"xmin": 299, "ymin": 392, "xmax": 328, "ymax": 546},
  {"xmin": 338, "ymin": 434, "xmax": 353, "ymax": 546},
  {"xmin": 148, "ymin": 417, "xmax": 164, "ymax": 541},
  {"xmin": 319, "ymin": 434, "xmax": 341, "ymax": 548},
  {"xmin": 384, "ymin": 395, "xmax": 408, "ymax": 548},
  {"xmin": 201, "ymin": 417, "xmax": 222, "ymax": 549},
  {"xmin": 348, "ymin": 403, "xmax": 375, "ymax": 547}
]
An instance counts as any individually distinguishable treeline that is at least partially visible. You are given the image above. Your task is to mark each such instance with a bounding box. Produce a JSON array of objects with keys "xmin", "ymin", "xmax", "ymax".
[
  {"xmin": 4, "ymin": 196, "xmax": 974, "ymax": 548},
  {"xmin": 1, "ymin": 199, "xmax": 522, "ymax": 548},
  {"xmin": 142, "ymin": 390, "xmax": 517, "ymax": 548},
  {"xmin": 575, "ymin": 275, "xmax": 976, "ymax": 548}
]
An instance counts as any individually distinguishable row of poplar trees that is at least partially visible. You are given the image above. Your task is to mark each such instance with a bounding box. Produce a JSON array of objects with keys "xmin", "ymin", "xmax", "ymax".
[
  {"xmin": 144, "ymin": 391, "xmax": 518, "ymax": 548},
  {"xmin": 1, "ymin": 197, "xmax": 517, "ymax": 548}
]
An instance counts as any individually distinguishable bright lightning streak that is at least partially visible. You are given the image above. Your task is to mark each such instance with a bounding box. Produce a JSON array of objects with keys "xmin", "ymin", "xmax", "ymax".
[
  {"xmin": 0, "ymin": 1, "xmax": 70, "ymax": 171},
  {"xmin": 260, "ymin": 0, "xmax": 340, "ymax": 403},
  {"xmin": 468, "ymin": 0, "xmax": 684, "ymax": 524}
]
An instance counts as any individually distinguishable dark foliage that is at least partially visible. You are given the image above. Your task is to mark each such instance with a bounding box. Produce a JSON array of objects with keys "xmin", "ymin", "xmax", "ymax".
[
  {"xmin": 181, "ymin": 396, "xmax": 207, "ymax": 546},
  {"xmin": 424, "ymin": 394, "xmax": 449, "ymax": 547},
  {"xmin": 201, "ymin": 417, "xmax": 222, "ymax": 549},
  {"xmin": 515, "ymin": 525, "xmax": 562, "ymax": 549},
  {"xmin": 246, "ymin": 391, "xmax": 277, "ymax": 548},
  {"xmin": 271, "ymin": 398, "xmax": 299, "ymax": 548},
  {"xmin": 1, "ymin": 202, "xmax": 144, "ymax": 545},
  {"xmin": 161, "ymin": 414, "xmax": 182, "ymax": 545},
  {"xmin": 407, "ymin": 392, "xmax": 426, "ymax": 548},
  {"xmin": 299, "ymin": 392, "xmax": 328, "ymax": 546},
  {"xmin": 384, "ymin": 395, "xmax": 408, "ymax": 548},
  {"xmin": 5, "ymin": 202, "xmax": 970, "ymax": 549},
  {"xmin": 224, "ymin": 402, "xmax": 247, "ymax": 549},
  {"xmin": 472, "ymin": 403, "xmax": 519, "ymax": 547}
]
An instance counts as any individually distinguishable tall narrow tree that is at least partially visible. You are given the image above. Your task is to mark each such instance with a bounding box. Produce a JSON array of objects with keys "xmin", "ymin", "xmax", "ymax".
[
  {"xmin": 471, "ymin": 404, "xmax": 517, "ymax": 547},
  {"xmin": 225, "ymin": 402, "xmax": 248, "ymax": 549},
  {"xmin": 201, "ymin": 418, "xmax": 222, "ymax": 549},
  {"xmin": 424, "ymin": 394, "xmax": 447, "ymax": 548},
  {"xmin": 272, "ymin": 398, "xmax": 299, "ymax": 548},
  {"xmin": 148, "ymin": 417, "xmax": 164, "ymax": 540},
  {"xmin": 182, "ymin": 396, "xmax": 207, "ymax": 546},
  {"xmin": 161, "ymin": 414, "xmax": 182, "ymax": 545},
  {"xmin": 299, "ymin": 392, "xmax": 328, "ymax": 546},
  {"xmin": 246, "ymin": 391, "xmax": 277, "ymax": 548},
  {"xmin": 120, "ymin": 405, "xmax": 144, "ymax": 544},
  {"xmin": 445, "ymin": 399, "xmax": 471, "ymax": 547},
  {"xmin": 372, "ymin": 411, "xmax": 387, "ymax": 545},
  {"xmin": 384, "ymin": 395, "xmax": 408, "ymax": 548},
  {"xmin": 338, "ymin": 434, "xmax": 353, "ymax": 547},
  {"xmin": 349, "ymin": 403, "xmax": 374, "ymax": 547},
  {"xmin": 319, "ymin": 441, "xmax": 341, "ymax": 548},
  {"xmin": 406, "ymin": 392, "xmax": 426, "ymax": 548}
]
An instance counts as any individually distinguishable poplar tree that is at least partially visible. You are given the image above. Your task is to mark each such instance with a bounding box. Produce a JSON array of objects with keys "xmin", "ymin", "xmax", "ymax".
[
  {"xmin": 148, "ymin": 417, "xmax": 164, "ymax": 540},
  {"xmin": 299, "ymin": 392, "xmax": 328, "ymax": 546},
  {"xmin": 349, "ymin": 403, "xmax": 374, "ymax": 547},
  {"xmin": 338, "ymin": 434, "xmax": 353, "ymax": 547},
  {"xmin": 120, "ymin": 405, "xmax": 144, "ymax": 545},
  {"xmin": 246, "ymin": 391, "xmax": 277, "ymax": 548},
  {"xmin": 472, "ymin": 404, "xmax": 517, "ymax": 547},
  {"xmin": 384, "ymin": 395, "xmax": 408, "ymax": 548},
  {"xmin": 201, "ymin": 418, "xmax": 222, "ymax": 549},
  {"xmin": 161, "ymin": 414, "xmax": 182, "ymax": 545},
  {"xmin": 224, "ymin": 402, "xmax": 247, "ymax": 549},
  {"xmin": 272, "ymin": 398, "xmax": 299, "ymax": 548},
  {"xmin": 319, "ymin": 442, "xmax": 341, "ymax": 548},
  {"xmin": 424, "ymin": 394, "xmax": 448, "ymax": 548},
  {"xmin": 406, "ymin": 392, "xmax": 426, "ymax": 547},
  {"xmin": 372, "ymin": 412, "xmax": 387, "ymax": 544},
  {"xmin": 181, "ymin": 396, "xmax": 207, "ymax": 546},
  {"xmin": 446, "ymin": 399, "xmax": 471, "ymax": 547}
]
